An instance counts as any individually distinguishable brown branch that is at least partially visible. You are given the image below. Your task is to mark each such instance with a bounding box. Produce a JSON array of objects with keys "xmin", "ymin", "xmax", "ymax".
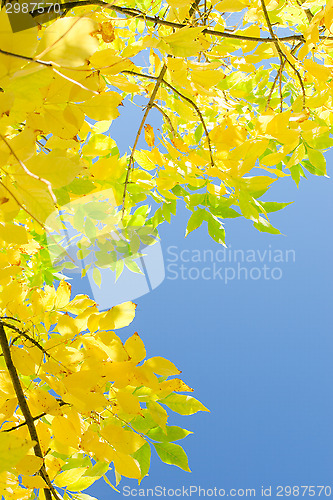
[
  {"xmin": 260, "ymin": 0, "xmax": 306, "ymax": 108},
  {"xmin": 30, "ymin": 1, "xmax": 313, "ymax": 43},
  {"xmin": 0, "ymin": 321, "xmax": 51, "ymax": 358},
  {"xmin": 188, "ymin": 0, "xmax": 201, "ymax": 18},
  {"xmin": 0, "ymin": 133, "xmax": 57, "ymax": 205},
  {"xmin": 121, "ymin": 70, "xmax": 215, "ymax": 166},
  {"xmin": 152, "ymin": 103, "xmax": 176, "ymax": 137},
  {"xmin": 0, "ymin": 323, "xmax": 61, "ymax": 500},
  {"xmin": 0, "ymin": 48, "xmax": 53, "ymax": 67},
  {"xmin": 0, "ymin": 177, "xmax": 75, "ymax": 266},
  {"xmin": 161, "ymin": 80, "xmax": 215, "ymax": 167},
  {"xmin": 4, "ymin": 401, "xmax": 69, "ymax": 433},
  {"xmin": 265, "ymin": 66, "xmax": 282, "ymax": 111},
  {"xmin": 122, "ymin": 63, "xmax": 167, "ymax": 216}
]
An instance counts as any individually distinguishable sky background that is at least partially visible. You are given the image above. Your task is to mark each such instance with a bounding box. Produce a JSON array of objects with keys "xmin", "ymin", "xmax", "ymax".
[{"xmin": 68, "ymin": 94, "xmax": 333, "ymax": 499}]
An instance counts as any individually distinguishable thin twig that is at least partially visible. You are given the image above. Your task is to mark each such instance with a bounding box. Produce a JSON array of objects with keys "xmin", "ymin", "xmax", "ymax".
[
  {"xmin": 161, "ymin": 80, "xmax": 215, "ymax": 167},
  {"xmin": 4, "ymin": 400, "xmax": 69, "ymax": 433},
  {"xmin": 152, "ymin": 103, "xmax": 176, "ymax": 137},
  {"xmin": 0, "ymin": 48, "xmax": 53, "ymax": 67},
  {"xmin": 260, "ymin": 0, "xmax": 306, "ymax": 108},
  {"xmin": 1, "ymin": 321, "xmax": 51, "ymax": 358},
  {"xmin": 121, "ymin": 70, "xmax": 215, "ymax": 166},
  {"xmin": 122, "ymin": 64, "xmax": 167, "ymax": 216},
  {"xmin": 0, "ymin": 133, "xmax": 57, "ymax": 205},
  {"xmin": 0, "ymin": 323, "xmax": 61, "ymax": 500},
  {"xmin": 30, "ymin": 1, "xmax": 316, "ymax": 43}
]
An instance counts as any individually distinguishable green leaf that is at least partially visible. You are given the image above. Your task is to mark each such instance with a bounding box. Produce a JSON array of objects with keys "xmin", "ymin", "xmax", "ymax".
[
  {"xmin": 132, "ymin": 442, "xmax": 151, "ymax": 480},
  {"xmin": 92, "ymin": 267, "xmax": 102, "ymax": 287},
  {"xmin": 69, "ymin": 178, "xmax": 95, "ymax": 195},
  {"xmin": 124, "ymin": 258, "xmax": 143, "ymax": 274},
  {"xmin": 115, "ymin": 259, "xmax": 124, "ymax": 281},
  {"xmin": 259, "ymin": 201, "xmax": 293, "ymax": 213},
  {"xmin": 147, "ymin": 425, "xmax": 193, "ymax": 442},
  {"xmin": 253, "ymin": 216, "xmax": 281, "ymax": 234},
  {"xmin": 185, "ymin": 209, "xmax": 206, "ymax": 237},
  {"xmin": 131, "ymin": 412, "xmax": 157, "ymax": 434},
  {"xmin": 161, "ymin": 394, "xmax": 209, "ymax": 415},
  {"xmin": 153, "ymin": 441, "xmax": 191, "ymax": 472},
  {"xmin": 289, "ymin": 164, "xmax": 306, "ymax": 187},
  {"xmin": 206, "ymin": 213, "xmax": 225, "ymax": 245},
  {"xmin": 306, "ymin": 148, "xmax": 327, "ymax": 175},
  {"xmin": 210, "ymin": 205, "xmax": 241, "ymax": 218}
]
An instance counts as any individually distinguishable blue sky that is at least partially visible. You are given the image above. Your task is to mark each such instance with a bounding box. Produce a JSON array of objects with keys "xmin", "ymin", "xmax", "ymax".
[{"xmin": 72, "ymin": 96, "xmax": 333, "ymax": 499}]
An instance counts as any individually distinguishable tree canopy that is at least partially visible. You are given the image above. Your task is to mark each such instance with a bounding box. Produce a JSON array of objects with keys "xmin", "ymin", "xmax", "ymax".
[{"xmin": 0, "ymin": 0, "xmax": 331, "ymax": 498}]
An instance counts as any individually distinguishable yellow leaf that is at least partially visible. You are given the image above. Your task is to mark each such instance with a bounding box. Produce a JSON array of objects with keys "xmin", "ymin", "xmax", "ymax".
[
  {"xmin": 144, "ymin": 356, "xmax": 181, "ymax": 376},
  {"xmin": 90, "ymin": 156, "xmax": 125, "ymax": 180},
  {"xmin": 0, "ymin": 433, "xmax": 34, "ymax": 473},
  {"xmin": 144, "ymin": 124, "xmax": 155, "ymax": 147},
  {"xmin": 10, "ymin": 346, "xmax": 36, "ymax": 377},
  {"xmin": 304, "ymin": 58, "xmax": 332, "ymax": 82},
  {"xmin": 161, "ymin": 27, "xmax": 204, "ymax": 57},
  {"xmin": 54, "ymin": 467, "xmax": 87, "ymax": 488},
  {"xmin": 15, "ymin": 455, "xmax": 43, "ymax": 476},
  {"xmin": 148, "ymin": 401, "xmax": 168, "ymax": 432},
  {"xmin": 124, "ymin": 332, "xmax": 146, "ymax": 363},
  {"xmin": 116, "ymin": 391, "xmax": 141, "ymax": 415},
  {"xmin": 0, "ymin": 223, "xmax": 28, "ymax": 244},
  {"xmin": 52, "ymin": 416, "xmax": 80, "ymax": 449},
  {"xmin": 101, "ymin": 424, "xmax": 145, "ymax": 455},
  {"xmin": 191, "ymin": 69, "xmax": 224, "ymax": 89},
  {"xmin": 54, "ymin": 280, "xmax": 71, "ymax": 309},
  {"xmin": 99, "ymin": 302, "xmax": 136, "ymax": 330},
  {"xmin": 112, "ymin": 452, "xmax": 141, "ymax": 479},
  {"xmin": 167, "ymin": 0, "xmax": 189, "ymax": 7},
  {"xmin": 21, "ymin": 475, "xmax": 48, "ymax": 489},
  {"xmin": 216, "ymin": 0, "xmax": 248, "ymax": 12},
  {"xmin": 80, "ymin": 92, "xmax": 123, "ymax": 121},
  {"xmin": 0, "ymin": 9, "xmax": 38, "ymax": 79},
  {"xmin": 25, "ymin": 152, "xmax": 83, "ymax": 189},
  {"xmin": 37, "ymin": 17, "xmax": 99, "ymax": 67}
]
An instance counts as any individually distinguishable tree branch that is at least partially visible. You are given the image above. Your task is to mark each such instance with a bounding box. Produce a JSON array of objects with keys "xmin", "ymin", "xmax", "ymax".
[
  {"xmin": 4, "ymin": 401, "xmax": 69, "ymax": 433},
  {"xmin": 152, "ymin": 103, "xmax": 176, "ymax": 137},
  {"xmin": 121, "ymin": 70, "xmax": 215, "ymax": 166},
  {"xmin": 0, "ymin": 323, "xmax": 61, "ymax": 500},
  {"xmin": 122, "ymin": 63, "xmax": 167, "ymax": 216},
  {"xmin": 260, "ymin": 0, "xmax": 306, "ymax": 108},
  {"xmin": 30, "ymin": 1, "xmax": 313, "ymax": 43}
]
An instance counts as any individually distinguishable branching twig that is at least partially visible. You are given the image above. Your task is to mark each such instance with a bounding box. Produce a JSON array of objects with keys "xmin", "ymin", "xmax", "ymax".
[
  {"xmin": 260, "ymin": 0, "xmax": 306, "ymax": 108},
  {"xmin": 161, "ymin": 80, "xmax": 215, "ymax": 167},
  {"xmin": 4, "ymin": 400, "xmax": 69, "ymax": 433},
  {"xmin": 1, "ymin": 321, "xmax": 51, "ymax": 358},
  {"xmin": 121, "ymin": 70, "xmax": 215, "ymax": 166},
  {"xmin": 152, "ymin": 103, "xmax": 176, "ymax": 137},
  {"xmin": 30, "ymin": 1, "xmax": 315, "ymax": 43},
  {"xmin": 122, "ymin": 63, "xmax": 167, "ymax": 216},
  {"xmin": 0, "ymin": 323, "xmax": 61, "ymax": 500},
  {"xmin": 0, "ymin": 133, "xmax": 57, "ymax": 205}
]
